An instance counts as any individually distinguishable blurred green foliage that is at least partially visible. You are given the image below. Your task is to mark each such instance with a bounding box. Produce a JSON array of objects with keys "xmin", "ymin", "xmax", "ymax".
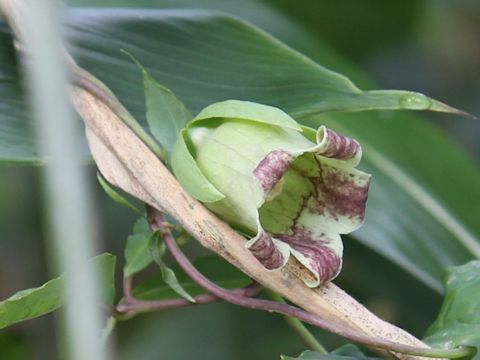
[
  {"xmin": 265, "ymin": 0, "xmax": 421, "ymax": 60},
  {"xmin": 424, "ymin": 260, "xmax": 480, "ymax": 358}
]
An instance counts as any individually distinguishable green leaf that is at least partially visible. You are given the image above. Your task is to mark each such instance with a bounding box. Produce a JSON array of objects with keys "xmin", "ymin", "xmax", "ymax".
[
  {"xmin": 0, "ymin": 275, "xmax": 64, "ymax": 330},
  {"xmin": 68, "ymin": 10, "xmax": 461, "ymax": 117},
  {"xmin": 100, "ymin": 316, "xmax": 117, "ymax": 347},
  {"xmin": 0, "ymin": 253, "xmax": 116, "ymax": 330},
  {"xmin": 424, "ymin": 261, "xmax": 480, "ymax": 359},
  {"xmin": 192, "ymin": 99, "xmax": 302, "ymax": 131},
  {"xmin": 123, "ymin": 217, "xmax": 153, "ymax": 276},
  {"xmin": 149, "ymin": 232, "xmax": 196, "ymax": 302},
  {"xmin": 171, "ymin": 129, "xmax": 225, "ymax": 203},
  {"xmin": 97, "ymin": 253, "xmax": 117, "ymax": 305},
  {"xmin": 0, "ymin": 26, "xmax": 40, "ymax": 165},
  {"xmin": 133, "ymin": 255, "xmax": 251, "ymax": 301},
  {"xmin": 0, "ymin": 10, "xmax": 463, "ymax": 166},
  {"xmin": 1, "ymin": 8, "xmax": 479, "ymax": 290},
  {"xmin": 281, "ymin": 344, "xmax": 381, "ymax": 359},
  {"xmin": 97, "ymin": 172, "xmax": 144, "ymax": 216},
  {"xmin": 123, "ymin": 50, "xmax": 192, "ymax": 157}
]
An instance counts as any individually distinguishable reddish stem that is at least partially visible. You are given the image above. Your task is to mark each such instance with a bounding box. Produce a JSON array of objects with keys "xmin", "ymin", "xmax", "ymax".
[
  {"xmin": 116, "ymin": 284, "xmax": 261, "ymax": 315},
  {"xmin": 115, "ymin": 211, "xmax": 262, "ymax": 317}
]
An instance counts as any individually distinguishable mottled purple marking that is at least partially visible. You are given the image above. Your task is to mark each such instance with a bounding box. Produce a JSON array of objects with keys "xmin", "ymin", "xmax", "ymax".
[
  {"xmin": 310, "ymin": 163, "xmax": 370, "ymax": 221},
  {"xmin": 248, "ymin": 231, "xmax": 285, "ymax": 270},
  {"xmin": 253, "ymin": 150, "xmax": 294, "ymax": 191},
  {"xmin": 251, "ymin": 128, "xmax": 369, "ymax": 283},
  {"xmin": 276, "ymin": 227, "xmax": 341, "ymax": 284},
  {"xmin": 321, "ymin": 128, "xmax": 360, "ymax": 160}
]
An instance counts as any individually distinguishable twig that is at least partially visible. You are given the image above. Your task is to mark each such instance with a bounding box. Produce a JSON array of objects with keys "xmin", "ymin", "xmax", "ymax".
[
  {"xmin": 117, "ymin": 255, "xmax": 262, "ymax": 318},
  {"xmin": 148, "ymin": 208, "xmax": 474, "ymax": 359},
  {"xmin": 116, "ymin": 283, "xmax": 262, "ymax": 317},
  {"xmin": 122, "ymin": 275, "xmax": 135, "ymax": 304},
  {"xmin": 71, "ymin": 67, "xmax": 167, "ymax": 162}
]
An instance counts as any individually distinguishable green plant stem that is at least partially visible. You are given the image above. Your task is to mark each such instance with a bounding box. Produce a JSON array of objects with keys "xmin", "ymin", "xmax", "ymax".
[
  {"xmin": 267, "ymin": 290, "xmax": 327, "ymax": 354},
  {"xmin": 100, "ymin": 317, "xmax": 116, "ymax": 346}
]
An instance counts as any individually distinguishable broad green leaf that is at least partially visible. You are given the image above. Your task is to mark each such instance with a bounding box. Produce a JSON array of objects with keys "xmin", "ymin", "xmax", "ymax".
[
  {"xmin": 65, "ymin": 11, "xmax": 461, "ymax": 117},
  {"xmin": 0, "ymin": 10, "xmax": 463, "ymax": 166},
  {"xmin": 0, "ymin": 253, "xmax": 116, "ymax": 330},
  {"xmin": 133, "ymin": 255, "xmax": 251, "ymax": 301},
  {"xmin": 1, "ymin": 8, "xmax": 479, "ymax": 290},
  {"xmin": 124, "ymin": 50, "xmax": 192, "ymax": 156},
  {"xmin": 97, "ymin": 172, "xmax": 144, "ymax": 216},
  {"xmin": 282, "ymin": 344, "xmax": 381, "ymax": 359},
  {"xmin": 0, "ymin": 26, "xmax": 39, "ymax": 165},
  {"xmin": 424, "ymin": 261, "xmax": 480, "ymax": 359},
  {"xmin": 149, "ymin": 232, "xmax": 196, "ymax": 302},
  {"xmin": 123, "ymin": 218, "xmax": 153, "ymax": 276}
]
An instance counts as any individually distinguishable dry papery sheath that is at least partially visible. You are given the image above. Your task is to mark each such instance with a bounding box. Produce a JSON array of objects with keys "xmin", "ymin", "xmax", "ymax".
[{"xmin": 172, "ymin": 100, "xmax": 371, "ymax": 287}]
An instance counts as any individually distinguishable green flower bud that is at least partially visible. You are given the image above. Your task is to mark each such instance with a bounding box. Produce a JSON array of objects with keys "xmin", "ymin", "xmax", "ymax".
[{"xmin": 172, "ymin": 100, "xmax": 371, "ymax": 287}]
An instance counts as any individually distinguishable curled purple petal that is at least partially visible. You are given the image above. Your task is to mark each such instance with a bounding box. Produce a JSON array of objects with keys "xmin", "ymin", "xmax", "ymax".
[
  {"xmin": 253, "ymin": 150, "xmax": 294, "ymax": 191},
  {"xmin": 247, "ymin": 231, "xmax": 286, "ymax": 270},
  {"xmin": 318, "ymin": 127, "xmax": 360, "ymax": 161},
  {"xmin": 246, "ymin": 126, "xmax": 370, "ymax": 286},
  {"xmin": 276, "ymin": 227, "xmax": 342, "ymax": 285}
]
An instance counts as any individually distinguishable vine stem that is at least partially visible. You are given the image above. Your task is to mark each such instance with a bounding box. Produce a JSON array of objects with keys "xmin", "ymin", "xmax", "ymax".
[
  {"xmin": 115, "ymin": 281, "xmax": 262, "ymax": 318},
  {"xmin": 266, "ymin": 290, "xmax": 328, "ymax": 354},
  {"xmin": 148, "ymin": 208, "xmax": 474, "ymax": 359},
  {"xmin": 123, "ymin": 275, "xmax": 135, "ymax": 304},
  {"xmin": 116, "ymin": 268, "xmax": 262, "ymax": 318}
]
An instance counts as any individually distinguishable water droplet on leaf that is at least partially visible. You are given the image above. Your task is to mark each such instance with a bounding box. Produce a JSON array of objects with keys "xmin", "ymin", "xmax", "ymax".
[{"xmin": 398, "ymin": 92, "xmax": 432, "ymax": 110}]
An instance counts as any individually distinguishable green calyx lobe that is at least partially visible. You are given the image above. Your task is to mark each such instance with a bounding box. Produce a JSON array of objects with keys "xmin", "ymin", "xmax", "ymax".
[
  {"xmin": 172, "ymin": 100, "xmax": 371, "ymax": 287},
  {"xmin": 171, "ymin": 128, "xmax": 225, "ymax": 203}
]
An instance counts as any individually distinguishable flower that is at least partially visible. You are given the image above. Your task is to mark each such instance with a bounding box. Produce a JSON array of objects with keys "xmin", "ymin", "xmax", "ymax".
[{"xmin": 171, "ymin": 100, "xmax": 371, "ymax": 287}]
